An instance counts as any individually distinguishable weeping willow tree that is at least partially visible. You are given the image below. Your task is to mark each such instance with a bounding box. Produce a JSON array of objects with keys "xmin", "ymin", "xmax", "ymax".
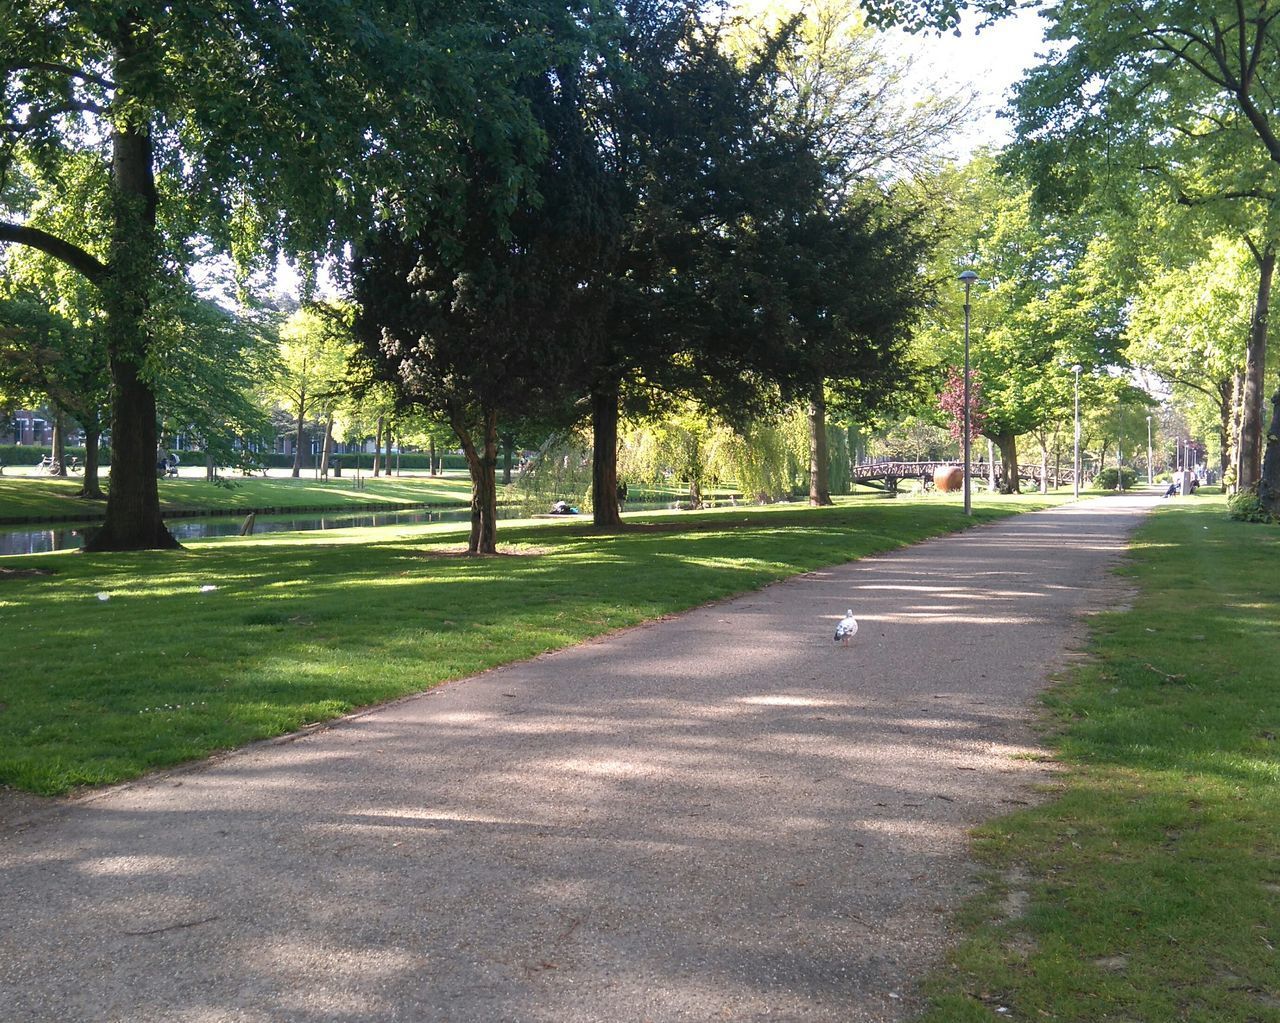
[
  {"xmin": 618, "ymin": 405, "xmax": 810, "ymax": 506},
  {"xmin": 508, "ymin": 430, "xmax": 595, "ymax": 515}
]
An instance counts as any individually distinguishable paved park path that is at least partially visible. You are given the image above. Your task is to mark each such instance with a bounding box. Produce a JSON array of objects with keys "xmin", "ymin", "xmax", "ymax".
[{"xmin": 1, "ymin": 494, "xmax": 1157, "ymax": 1023}]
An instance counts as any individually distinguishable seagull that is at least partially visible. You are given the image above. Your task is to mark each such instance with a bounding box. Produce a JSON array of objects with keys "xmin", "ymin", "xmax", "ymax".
[{"xmin": 834, "ymin": 609, "xmax": 858, "ymax": 646}]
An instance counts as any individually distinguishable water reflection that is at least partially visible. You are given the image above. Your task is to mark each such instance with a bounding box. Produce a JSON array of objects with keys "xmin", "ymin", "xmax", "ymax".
[{"xmin": 0, "ymin": 503, "xmax": 673, "ymax": 556}]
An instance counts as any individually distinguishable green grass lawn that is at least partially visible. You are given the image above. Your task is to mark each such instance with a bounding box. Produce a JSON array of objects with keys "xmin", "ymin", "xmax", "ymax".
[
  {"xmin": 918, "ymin": 495, "xmax": 1280, "ymax": 1023},
  {"xmin": 0, "ymin": 472, "xmax": 476, "ymax": 522},
  {"xmin": 0, "ymin": 492, "xmax": 1067, "ymax": 795}
]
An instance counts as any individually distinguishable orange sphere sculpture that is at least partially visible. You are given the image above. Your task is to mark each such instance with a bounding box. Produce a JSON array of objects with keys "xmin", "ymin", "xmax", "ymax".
[{"xmin": 933, "ymin": 465, "xmax": 964, "ymax": 492}]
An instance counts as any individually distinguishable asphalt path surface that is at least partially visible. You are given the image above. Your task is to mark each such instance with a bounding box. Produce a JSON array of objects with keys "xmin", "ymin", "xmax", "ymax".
[{"xmin": 1, "ymin": 494, "xmax": 1156, "ymax": 1022}]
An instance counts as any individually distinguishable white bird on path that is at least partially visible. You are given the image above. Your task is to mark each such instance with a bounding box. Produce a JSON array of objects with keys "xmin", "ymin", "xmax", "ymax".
[{"xmin": 834, "ymin": 609, "xmax": 858, "ymax": 645}]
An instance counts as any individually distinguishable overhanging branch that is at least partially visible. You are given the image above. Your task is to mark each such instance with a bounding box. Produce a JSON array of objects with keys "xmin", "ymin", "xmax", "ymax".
[{"xmin": 0, "ymin": 222, "xmax": 107, "ymax": 285}]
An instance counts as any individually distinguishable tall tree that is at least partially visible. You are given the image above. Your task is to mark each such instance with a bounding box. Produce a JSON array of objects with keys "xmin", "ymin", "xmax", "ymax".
[
  {"xmin": 1125, "ymin": 234, "xmax": 1254, "ymax": 482},
  {"xmin": 581, "ymin": 1, "xmax": 810, "ymax": 526},
  {"xmin": 355, "ymin": 2, "xmax": 617, "ymax": 553},
  {"xmin": 271, "ymin": 305, "xmax": 356, "ymax": 478},
  {"xmin": 863, "ymin": 0, "xmax": 1280, "ymax": 506},
  {"xmin": 0, "ymin": 1, "xmax": 544, "ymax": 548}
]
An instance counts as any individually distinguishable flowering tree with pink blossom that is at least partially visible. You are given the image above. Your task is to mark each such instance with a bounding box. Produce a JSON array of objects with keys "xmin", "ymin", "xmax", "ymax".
[{"xmin": 938, "ymin": 366, "xmax": 986, "ymax": 444}]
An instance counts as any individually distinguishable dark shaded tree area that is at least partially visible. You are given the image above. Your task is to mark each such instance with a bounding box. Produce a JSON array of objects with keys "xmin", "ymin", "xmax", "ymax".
[
  {"xmin": 356, "ymin": 0, "xmax": 934, "ymax": 545},
  {"xmin": 355, "ymin": 4, "xmax": 618, "ymax": 553}
]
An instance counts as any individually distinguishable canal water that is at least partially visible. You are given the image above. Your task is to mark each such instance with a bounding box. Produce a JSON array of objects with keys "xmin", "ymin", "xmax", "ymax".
[{"xmin": 0, "ymin": 503, "xmax": 675, "ymax": 556}]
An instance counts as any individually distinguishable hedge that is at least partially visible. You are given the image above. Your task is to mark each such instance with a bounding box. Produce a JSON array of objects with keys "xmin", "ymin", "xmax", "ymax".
[
  {"xmin": 0, "ymin": 444, "xmax": 111, "ymax": 467},
  {"xmin": 261, "ymin": 451, "xmax": 469, "ymax": 471}
]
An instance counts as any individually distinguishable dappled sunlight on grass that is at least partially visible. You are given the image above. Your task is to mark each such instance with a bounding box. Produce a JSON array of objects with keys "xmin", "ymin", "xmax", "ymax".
[{"xmin": 1, "ymin": 494, "xmax": 1070, "ymax": 794}]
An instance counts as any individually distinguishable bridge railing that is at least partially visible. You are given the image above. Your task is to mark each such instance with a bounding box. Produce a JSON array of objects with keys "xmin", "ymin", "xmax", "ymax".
[{"xmin": 850, "ymin": 461, "xmax": 1079, "ymax": 485}]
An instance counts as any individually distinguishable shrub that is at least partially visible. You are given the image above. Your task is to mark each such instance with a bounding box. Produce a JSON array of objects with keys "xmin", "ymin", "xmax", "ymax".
[
  {"xmin": 1228, "ymin": 486, "xmax": 1277, "ymax": 523},
  {"xmin": 1091, "ymin": 466, "xmax": 1139, "ymax": 490}
]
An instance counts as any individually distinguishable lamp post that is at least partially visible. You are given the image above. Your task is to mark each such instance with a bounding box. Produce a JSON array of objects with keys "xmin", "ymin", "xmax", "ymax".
[
  {"xmin": 1146, "ymin": 415, "xmax": 1153, "ymax": 485},
  {"xmin": 1072, "ymin": 364, "xmax": 1082, "ymax": 499},
  {"xmin": 959, "ymin": 269, "xmax": 978, "ymax": 515}
]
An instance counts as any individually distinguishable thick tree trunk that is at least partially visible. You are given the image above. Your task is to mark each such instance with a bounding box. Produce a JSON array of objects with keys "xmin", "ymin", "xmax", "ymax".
[
  {"xmin": 1259, "ymin": 388, "xmax": 1280, "ymax": 516},
  {"xmin": 50, "ymin": 412, "xmax": 67, "ymax": 476},
  {"xmin": 84, "ymin": 77, "xmax": 176, "ymax": 552},
  {"xmin": 77, "ymin": 429, "xmax": 105, "ymax": 500},
  {"xmin": 993, "ymin": 433, "xmax": 1021, "ymax": 493},
  {"xmin": 987, "ymin": 439, "xmax": 997, "ymax": 492},
  {"xmin": 429, "ymin": 436, "xmax": 438, "ymax": 476},
  {"xmin": 592, "ymin": 382, "xmax": 622, "ymax": 528},
  {"xmin": 319, "ymin": 412, "xmax": 334, "ymax": 479},
  {"xmin": 450, "ymin": 404, "xmax": 499, "ymax": 555},
  {"xmin": 291, "ymin": 389, "xmax": 306, "ymax": 478},
  {"xmin": 1240, "ymin": 245, "xmax": 1274, "ymax": 488},
  {"xmin": 808, "ymin": 379, "xmax": 833, "ymax": 506},
  {"xmin": 372, "ymin": 414, "xmax": 384, "ymax": 476},
  {"xmin": 205, "ymin": 444, "xmax": 215, "ymax": 483},
  {"xmin": 84, "ymin": 356, "xmax": 178, "ymax": 551}
]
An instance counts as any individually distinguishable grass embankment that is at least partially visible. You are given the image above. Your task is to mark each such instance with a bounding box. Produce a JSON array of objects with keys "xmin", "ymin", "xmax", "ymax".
[
  {"xmin": 0, "ymin": 493, "xmax": 1066, "ymax": 795},
  {"xmin": 0, "ymin": 473, "xmax": 476, "ymax": 522},
  {"xmin": 918, "ymin": 496, "xmax": 1280, "ymax": 1023}
]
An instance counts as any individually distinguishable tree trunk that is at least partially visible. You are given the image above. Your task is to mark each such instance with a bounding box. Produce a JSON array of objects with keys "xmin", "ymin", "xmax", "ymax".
[
  {"xmin": 429, "ymin": 435, "xmax": 438, "ymax": 476},
  {"xmin": 84, "ymin": 356, "xmax": 178, "ymax": 551},
  {"xmin": 501, "ymin": 434, "xmax": 514, "ymax": 486},
  {"xmin": 77, "ymin": 429, "xmax": 105, "ymax": 500},
  {"xmin": 987, "ymin": 439, "xmax": 997, "ymax": 492},
  {"xmin": 591, "ymin": 381, "xmax": 622, "ymax": 528},
  {"xmin": 450, "ymin": 404, "xmax": 499, "ymax": 555},
  {"xmin": 319, "ymin": 412, "xmax": 334, "ymax": 478},
  {"xmin": 808, "ymin": 379, "xmax": 833, "ymax": 506},
  {"xmin": 50, "ymin": 411, "xmax": 67, "ymax": 476},
  {"xmin": 84, "ymin": 76, "xmax": 176, "ymax": 552},
  {"xmin": 372, "ymin": 414, "xmax": 384, "ymax": 477},
  {"xmin": 1217, "ymin": 378, "xmax": 1233, "ymax": 480},
  {"xmin": 291, "ymin": 388, "xmax": 306, "ymax": 478},
  {"xmin": 205, "ymin": 444, "xmax": 215, "ymax": 483},
  {"xmin": 1229, "ymin": 369, "xmax": 1244, "ymax": 492},
  {"xmin": 1039, "ymin": 433, "xmax": 1048, "ymax": 494},
  {"xmin": 1240, "ymin": 244, "xmax": 1274, "ymax": 488},
  {"xmin": 1259, "ymin": 388, "xmax": 1280, "ymax": 516},
  {"xmin": 993, "ymin": 433, "xmax": 1021, "ymax": 493}
]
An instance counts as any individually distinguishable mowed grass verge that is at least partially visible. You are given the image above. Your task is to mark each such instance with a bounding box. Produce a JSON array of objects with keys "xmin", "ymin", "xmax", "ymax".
[
  {"xmin": 918, "ymin": 496, "xmax": 1280, "ymax": 1023},
  {"xmin": 0, "ymin": 494, "xmax": 1066, "ymax": 795},
  {"xmin": 0, "ymin": 473, "xmax": 476, "ymax": 522}
]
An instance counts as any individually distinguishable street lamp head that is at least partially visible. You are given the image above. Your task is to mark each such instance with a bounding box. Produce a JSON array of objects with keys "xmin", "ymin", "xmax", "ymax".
[
  {"xmin": 1072, "ymin": 363, "xmax": 1082, "ymax": 374},
  {"xmin": 958, "ymin": 269, "xmax": 979, "ymax": 285}
]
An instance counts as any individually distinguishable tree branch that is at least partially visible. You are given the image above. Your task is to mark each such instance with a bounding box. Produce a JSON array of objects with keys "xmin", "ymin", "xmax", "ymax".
[
  {"xmin": 0, "ymin": 222, "xmax": 107, "ymax": 285},
  {"xmin": 4, "ymin": 99, "xmax": 104, "ymax": 137},
  {"xmin": 2, "ymin": 61, "xmax": 114, "ymax": 90}
]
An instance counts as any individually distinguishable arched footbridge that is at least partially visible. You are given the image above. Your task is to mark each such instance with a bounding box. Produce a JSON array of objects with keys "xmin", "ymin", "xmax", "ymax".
[{"xmin": 851, "ymin": 461, "xmax": 1078, "ymax": 492}]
